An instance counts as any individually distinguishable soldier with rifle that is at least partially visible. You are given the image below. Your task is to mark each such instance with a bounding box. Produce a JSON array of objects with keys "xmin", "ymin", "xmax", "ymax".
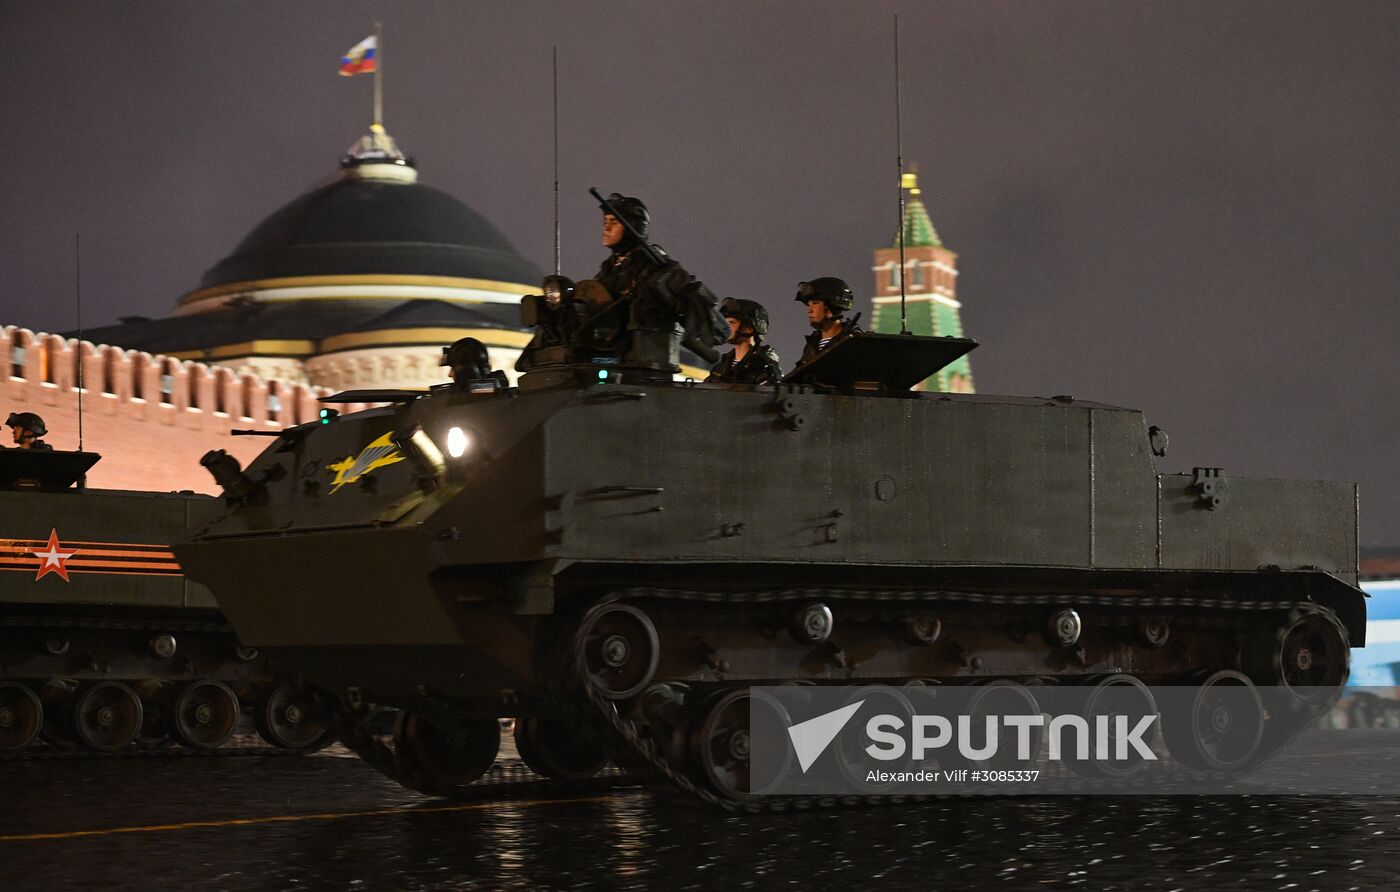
[
  {"xmin": 706, "ymin": 298, "xmax": 781, "ymax": 385},
  {"xmin": 578, "ymin": 189, "xmax": 728, "ymax": 368}
]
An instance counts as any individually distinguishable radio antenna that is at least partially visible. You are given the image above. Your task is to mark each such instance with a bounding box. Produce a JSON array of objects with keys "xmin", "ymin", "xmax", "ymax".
[
  {"xmin": 75, "ymin": 232, "xmax": 85, "ymax": 452},
  {"xmin": 552, "ymin": 46, "xmax": 561, "ymax": 277},
  {"xmin": 893, "ymin": 15, "xmax": 910, "ymax": 335}
]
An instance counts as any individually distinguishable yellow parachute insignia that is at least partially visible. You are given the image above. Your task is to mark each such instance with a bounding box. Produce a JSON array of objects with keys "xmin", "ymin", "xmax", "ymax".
[{"xmin": 327, "ymin": 432, "xmax": 406, "ymax": 493}]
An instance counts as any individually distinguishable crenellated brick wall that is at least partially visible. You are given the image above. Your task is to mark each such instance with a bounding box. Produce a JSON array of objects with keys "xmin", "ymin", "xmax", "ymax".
[
  {"xmin": 1, "ymin": 324, "xmax": 367, "ymax": 494},
  {"xmin": 304, "ymin": 344, "xmax": 522, "ymax": 391}
]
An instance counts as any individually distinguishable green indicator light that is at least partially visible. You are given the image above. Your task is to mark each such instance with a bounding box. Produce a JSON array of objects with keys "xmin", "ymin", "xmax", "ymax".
[
  {"xmin": 319, "ymin": 408, "xmax": 339, "ymax": 425},
  {"xmin": 597, "ymin": 369, "xmax": 609, "ymax": 381}
]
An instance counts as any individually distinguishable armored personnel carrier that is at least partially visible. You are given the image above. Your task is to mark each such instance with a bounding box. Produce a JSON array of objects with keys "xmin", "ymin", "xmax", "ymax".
[
  {"xmin": 174, "ymin": 309, "xmax": 1365, "ymax": 808},
  {"xmin": 0, "ymin": 450, "xmax": 329, "ymax": 754}
]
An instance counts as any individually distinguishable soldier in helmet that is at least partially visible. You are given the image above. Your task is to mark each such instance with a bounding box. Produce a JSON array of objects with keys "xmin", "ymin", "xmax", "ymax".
[
  {"xmin": 6, "ymin": 412, "xmax": 53, "ymax": 451},
  {"xmin": 440, "ymin": 337, "xmax": 508, "ymax": 391},
  {"xmin": 706, "ymin": 298, "xmax": 781, "ymax": 385},
  {"xmin": 794, "ymin": 277, "xmax": 863, "ymax": 367},
  {"xmin": 516, "ymin": 275, "xmax": 586, "ymax": 372},
  {"xmin": 595, "ymin": 193, "xmax": 655, "ymax": 304},
  {"xmin": 581, "ymin": 192, "xmax": 727, "ymax": 365}
]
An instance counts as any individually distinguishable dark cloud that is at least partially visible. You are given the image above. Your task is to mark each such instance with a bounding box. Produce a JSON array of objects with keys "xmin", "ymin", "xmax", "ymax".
[{"xmin": 3, "ymin": 1, "xmax": 1397, "ymax": 543}]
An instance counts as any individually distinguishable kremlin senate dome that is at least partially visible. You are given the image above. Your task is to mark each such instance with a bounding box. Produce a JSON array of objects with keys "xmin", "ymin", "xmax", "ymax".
[
  {"xmin": 85, "ymin": 128, "xmax": 542, "ymax": 391},
  {"xmin": 196, "ymin": 157, "xmax": 539, "ymax": 290}
]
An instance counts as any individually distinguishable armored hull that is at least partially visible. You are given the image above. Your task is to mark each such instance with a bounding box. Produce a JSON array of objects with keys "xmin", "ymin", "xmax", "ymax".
[
  {"xmin": 0, "ymin": 453, "xmax": 329, "ymax": 754},
  {"xmin": 177, "ymin": 339, "xmax": 1365, "ymax": 805}
]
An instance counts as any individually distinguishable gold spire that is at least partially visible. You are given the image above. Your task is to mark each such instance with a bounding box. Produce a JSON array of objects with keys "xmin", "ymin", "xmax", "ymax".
[
  {"xmin": 894, "ymin": 164, "xmax": 940, "ymax": 248},
  {"xmin": 901, "ymin": 162, "xmax": 921, "ymax": 196}
]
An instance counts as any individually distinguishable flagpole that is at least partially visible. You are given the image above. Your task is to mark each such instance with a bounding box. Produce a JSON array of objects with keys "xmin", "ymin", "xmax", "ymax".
[{"xmin": 373, "ymin": 21, "xmax": 384, "ymax": 129}]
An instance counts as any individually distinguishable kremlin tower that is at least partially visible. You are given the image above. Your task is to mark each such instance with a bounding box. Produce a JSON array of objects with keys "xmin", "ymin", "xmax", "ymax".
[{"xmin": 869, "ymin": 170, "xmax": 973, "ymax": 393}]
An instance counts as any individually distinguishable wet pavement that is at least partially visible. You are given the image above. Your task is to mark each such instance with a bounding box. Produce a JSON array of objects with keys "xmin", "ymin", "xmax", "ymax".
[{"xmin": 5, "ymin": 737, "xmax": 1400, "ymax": 890}]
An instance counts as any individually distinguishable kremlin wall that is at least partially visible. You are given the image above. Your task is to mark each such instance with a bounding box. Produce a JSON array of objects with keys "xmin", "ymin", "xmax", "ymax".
[
  {"xmin": 3, "ymin": 129, "xmax": 972, "ymax": 495},
  {"xmin": 0, "ymin": 325, "xmax": 374, "ymax": 492}
]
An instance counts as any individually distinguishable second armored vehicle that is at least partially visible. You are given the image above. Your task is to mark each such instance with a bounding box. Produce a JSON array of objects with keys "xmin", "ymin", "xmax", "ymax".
[{"xmin": 0, "ymin": 450, "xmax": 329, "ymax": 754}]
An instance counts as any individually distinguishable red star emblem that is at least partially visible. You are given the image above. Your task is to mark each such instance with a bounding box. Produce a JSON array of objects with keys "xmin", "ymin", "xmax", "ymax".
[{"xmin": 32, "ymin": 529, "xmax": 78, "ymax": 582}]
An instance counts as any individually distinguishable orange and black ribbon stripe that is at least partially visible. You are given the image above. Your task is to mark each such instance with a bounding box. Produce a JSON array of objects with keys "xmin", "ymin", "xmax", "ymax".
[{"xmin": 0, "ymin": 538, "xmax": 184, "ymax": 578}]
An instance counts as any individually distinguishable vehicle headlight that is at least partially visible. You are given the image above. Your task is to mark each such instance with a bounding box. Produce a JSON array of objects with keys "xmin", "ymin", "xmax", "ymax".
[{"xmin": 446, "ymin": 426, "xmax": 471, "ymax": 459}]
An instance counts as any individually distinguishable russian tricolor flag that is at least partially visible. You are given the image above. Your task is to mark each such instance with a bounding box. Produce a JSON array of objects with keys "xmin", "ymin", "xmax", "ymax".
[{"xmin": 339, "ymin": 36, "xmax": 377, "ymax": 76}]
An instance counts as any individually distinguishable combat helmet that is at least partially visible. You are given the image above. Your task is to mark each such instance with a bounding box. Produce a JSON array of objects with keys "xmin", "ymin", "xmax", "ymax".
[
  {"xmin": 602, "ymin": 193, "xmax": 650, "ymax": 239},
  {"xmin": 541, "ymin": 274, "xmax": 576, "ymax": 306},
  {"xmin": 719, "ymin": 297, "xmax": 770, "ymax": 339},
  {"xmin": 6, "ymin": 411, "xmax": 46, "ymax": 438},
  {"xmin": 795, "ymin": 277, "xmax": 855, "ymax": 314},
  {"xmin": 440, "ymin": 337, "xmax": 492, "ymax": 381}
]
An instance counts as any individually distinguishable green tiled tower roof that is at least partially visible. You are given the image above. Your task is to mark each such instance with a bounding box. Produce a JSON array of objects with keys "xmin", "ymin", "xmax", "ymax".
[
  {"xmin": 892, "ymin": 172, "xmax": 941, "ymax": 248},
  {"xmin": 871, "ymin": 168, "xmax": 972, "ymax": 393}
]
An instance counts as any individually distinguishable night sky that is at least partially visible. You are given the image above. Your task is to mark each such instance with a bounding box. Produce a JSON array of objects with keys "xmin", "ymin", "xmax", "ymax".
[{"xmin": 3, "ymin": 2, "xmax": 1397, "ymax": 544}]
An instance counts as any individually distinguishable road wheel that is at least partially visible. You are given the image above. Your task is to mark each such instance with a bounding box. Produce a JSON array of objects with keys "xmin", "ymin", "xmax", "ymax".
[
  {"xmin": 72, "ymin": 681, "xmax": 143, "ymax": 752},
  {"xmin": 255, "ymin": 687, "xmax": 333, "ymax": 752},
  {"xmin": 395, "ymin": 713, "xmax": 500, "ymax": 796},
  {"xmin": 1163, "ymin": 670, "xmax": 1264, "ymax": 772},
  {"xmin": 173, "ymin": 680, "xmax": 240, "ymax": 750},
  {"xmin": 514, "ymin": 717, "xmax": 607, "ymax": 781},
  {"xmin": 0, "ymin": 683, "xmax": 43, "ymax": 752}
]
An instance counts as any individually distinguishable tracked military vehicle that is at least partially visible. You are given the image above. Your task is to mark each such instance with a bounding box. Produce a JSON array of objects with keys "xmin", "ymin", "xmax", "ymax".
[
  {"xmin": 174, "ymin": 309, "xmax": 1365, "ymax": 808},
  {"xmin": 0, "ymin": 450, "xmax": 329, "ymax": 754}
]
